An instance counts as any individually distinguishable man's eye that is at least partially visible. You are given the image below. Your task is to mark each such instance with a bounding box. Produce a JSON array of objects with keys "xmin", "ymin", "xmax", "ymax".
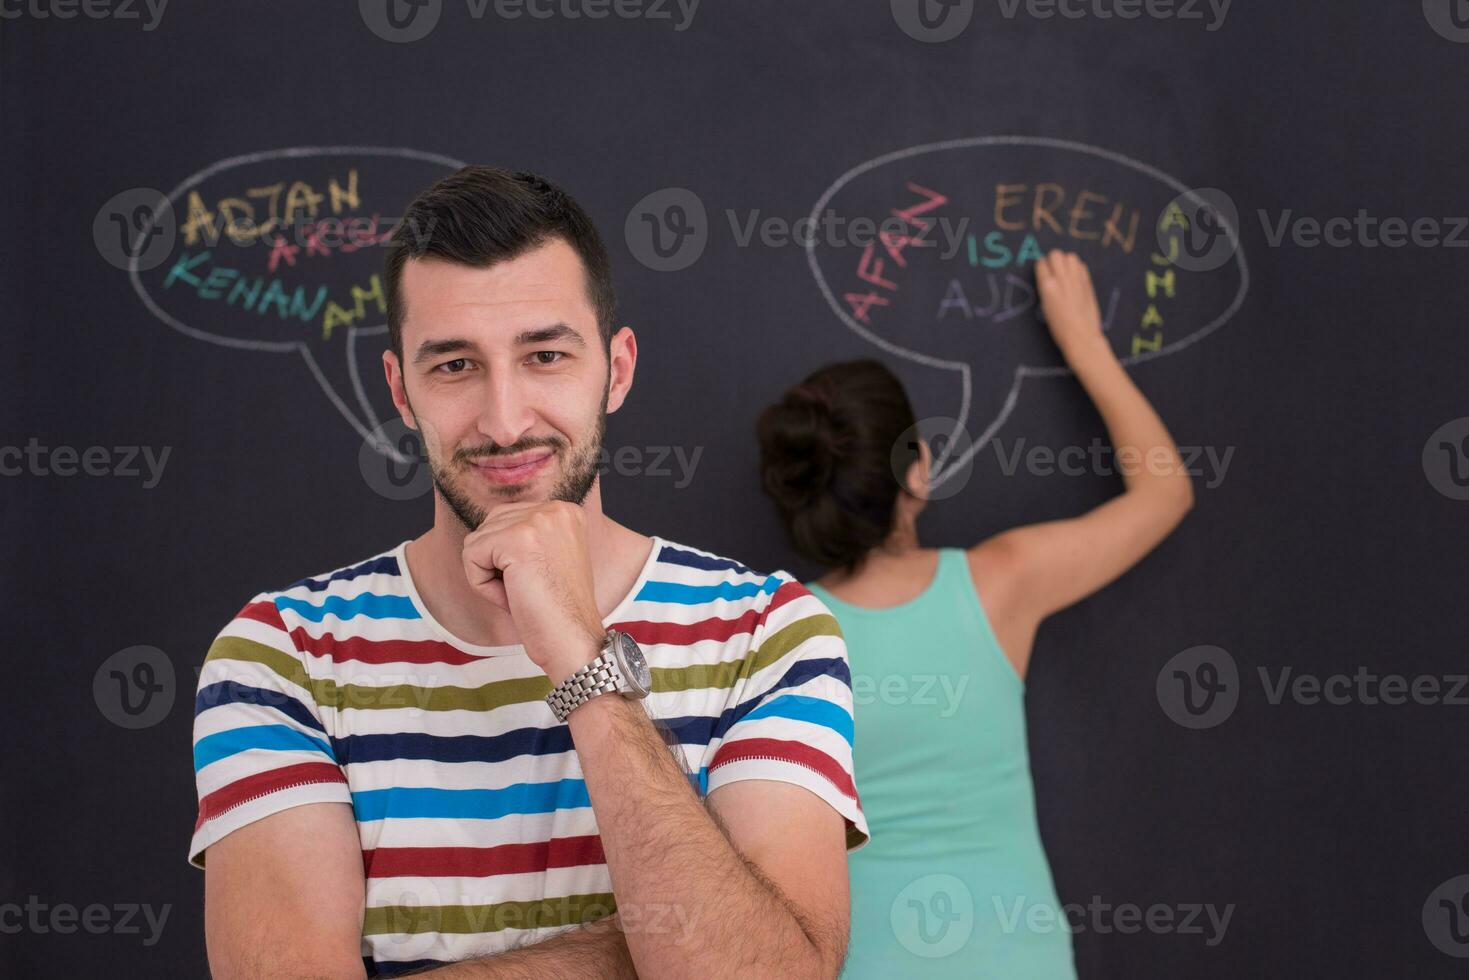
[
  {"xmin": 438, "ymin": 358, "xmax": 471, "ymax": 373},
  {"xmin": 531, "ymin": 351, "xmax": 565, "ymax": 365}
]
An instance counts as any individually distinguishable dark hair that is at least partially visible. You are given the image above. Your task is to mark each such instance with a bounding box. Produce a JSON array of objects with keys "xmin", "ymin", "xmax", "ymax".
[
  {"xmin": 384, "ymin": 166, "xmax": 617, "ymax": 361},
  {"xmin": 756, "ymin": 359, "xmax": 920, "ymax": 570}
]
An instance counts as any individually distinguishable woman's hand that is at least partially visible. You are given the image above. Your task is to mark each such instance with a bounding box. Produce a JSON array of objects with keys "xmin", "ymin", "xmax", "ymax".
[{"xmin": 1036, "ymin": 249, "xmax": 1108, "ymax": 359}]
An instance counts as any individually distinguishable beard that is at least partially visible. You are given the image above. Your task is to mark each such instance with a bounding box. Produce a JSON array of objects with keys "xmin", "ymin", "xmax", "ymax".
[{"xmin": 414, "ymin": 378, "xmax": 609, "ymax": 533}]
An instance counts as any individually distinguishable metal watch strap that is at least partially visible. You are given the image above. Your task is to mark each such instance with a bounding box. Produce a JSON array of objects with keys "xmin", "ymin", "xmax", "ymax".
[{"xmin": 545, "ymin": 645, "xmax": 621, "ymax": 722}]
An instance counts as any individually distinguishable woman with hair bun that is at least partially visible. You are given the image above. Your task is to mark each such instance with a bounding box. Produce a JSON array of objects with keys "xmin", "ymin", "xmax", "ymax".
[{"xmin": 756, "ymin": 251, "xmax": 1195, "ymax": 978}]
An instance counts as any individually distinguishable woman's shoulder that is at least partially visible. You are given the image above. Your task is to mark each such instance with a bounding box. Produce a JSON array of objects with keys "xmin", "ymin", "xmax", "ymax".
[{"xmin": 961, "ymin": 537, "xmax": 1023, "ymax": 618}]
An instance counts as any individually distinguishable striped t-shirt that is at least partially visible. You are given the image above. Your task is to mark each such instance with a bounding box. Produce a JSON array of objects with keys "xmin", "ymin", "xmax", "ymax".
[{"xmin": 189, "ymin": 535, "xmax": 868, "ymax": 977}]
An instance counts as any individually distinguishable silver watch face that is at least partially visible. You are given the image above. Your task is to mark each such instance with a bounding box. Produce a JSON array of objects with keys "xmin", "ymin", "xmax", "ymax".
[{"xmin": 614, "ymin": 631, "xmax": 652, "ymax": 697}]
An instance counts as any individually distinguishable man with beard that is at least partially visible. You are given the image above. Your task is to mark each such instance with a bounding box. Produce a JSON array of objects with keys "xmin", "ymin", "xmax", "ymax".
[{"xmin": 187, "ymin": 167, "xmax": 868, "ymax": 979}]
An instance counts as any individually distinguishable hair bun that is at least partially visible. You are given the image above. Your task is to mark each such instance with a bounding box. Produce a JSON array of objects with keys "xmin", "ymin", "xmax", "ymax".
[
  {"xmin": 760, "ymin": 388, "xmax": 842, "ymax": 510},
  {"xmin": 756, "ymin": 359, "xmax": 920, "ymax": 570}
]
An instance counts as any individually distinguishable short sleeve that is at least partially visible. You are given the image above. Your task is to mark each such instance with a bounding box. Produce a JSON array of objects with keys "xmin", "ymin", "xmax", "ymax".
[
  {"xmin": 704, "ymin": 579, "xmax": 870, "ymax": 851},
  {"xmin": 188, "ymin": 594, "xmax": 352, "ymax": 869}
]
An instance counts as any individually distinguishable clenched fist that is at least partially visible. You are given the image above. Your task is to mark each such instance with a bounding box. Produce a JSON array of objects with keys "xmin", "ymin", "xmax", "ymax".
[{"xmin": 461, "ymin": 500, "xmax": 608, "ymax": 686}]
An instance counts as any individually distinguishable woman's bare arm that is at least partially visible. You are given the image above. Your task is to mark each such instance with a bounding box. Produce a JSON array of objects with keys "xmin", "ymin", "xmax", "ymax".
[{"xmin": 970, "ymin": 251, "xmax": 1195, "ymax": 673}]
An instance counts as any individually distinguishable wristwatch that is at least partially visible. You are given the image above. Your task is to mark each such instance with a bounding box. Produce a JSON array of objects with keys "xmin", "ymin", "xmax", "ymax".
[{"xmin": 545, "ymin": 629, "xmax": 652, "ymax": 722}]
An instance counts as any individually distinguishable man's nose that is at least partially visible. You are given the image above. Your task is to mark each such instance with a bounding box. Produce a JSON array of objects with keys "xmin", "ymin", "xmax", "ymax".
[{"xmin": 474, "ymin": 368, "xmax": 538, "ymax": 450}]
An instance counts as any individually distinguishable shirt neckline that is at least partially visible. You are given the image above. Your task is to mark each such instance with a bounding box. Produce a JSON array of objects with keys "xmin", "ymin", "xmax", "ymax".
[
  {"xmin": 392, "ymin": 533, "xmax": 664, "ymax": 657},
  {"xmin": 807, "ymin": 547, "xmax": 952, "ymax": 616}
]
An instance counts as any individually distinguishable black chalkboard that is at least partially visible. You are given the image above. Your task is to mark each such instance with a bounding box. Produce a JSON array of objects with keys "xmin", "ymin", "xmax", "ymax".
[{"xmin": 5, "ymin": 3, "xmax": 1469, "ymax": 976}]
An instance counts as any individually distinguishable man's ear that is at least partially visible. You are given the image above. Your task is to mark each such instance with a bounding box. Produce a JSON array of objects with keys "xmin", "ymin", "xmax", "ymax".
[
  {"xmin": 605, "ymin": 325, "xmax": 638, "ymax": 415},
  {"xmin": 382, "ymin": 349, "xmax": 416, "ymax": 430}
]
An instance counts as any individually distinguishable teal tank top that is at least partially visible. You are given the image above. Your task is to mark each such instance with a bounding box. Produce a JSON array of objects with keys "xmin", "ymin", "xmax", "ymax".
[{"xmin": 809, "ymin": 548, "xmax": 1077, "ymax": 979}]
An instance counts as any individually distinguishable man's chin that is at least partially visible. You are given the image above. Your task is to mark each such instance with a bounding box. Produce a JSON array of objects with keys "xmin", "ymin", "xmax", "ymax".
[
  {"xmin": 433, "ymin": 471, "xmax": 542, "ymax": 533},
  {"xmin": 458, "ymin": 464, "xmax": 568, "ymax": 508},
  {"xmin": 433, "ymin": 450, "xmax": 597, "ymax": 529},
  {"xmin": 464, "ymin": 473, "xmax": 548, "ymax": 507}
]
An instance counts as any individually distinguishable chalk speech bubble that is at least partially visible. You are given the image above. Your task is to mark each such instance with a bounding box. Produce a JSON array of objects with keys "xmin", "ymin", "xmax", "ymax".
[
  {"xmin": 127, "ymin": 146, "xmax": 466, "ymax": 460},
  {"xmin": 806, "ymin": 136, "xmax": 1248, "ymax": 488}
]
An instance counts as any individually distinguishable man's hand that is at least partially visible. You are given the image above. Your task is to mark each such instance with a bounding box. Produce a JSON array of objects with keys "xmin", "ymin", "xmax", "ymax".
[{"xmin": 460, "ymin": 500, "xmax": 607, "ymax": 685}]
